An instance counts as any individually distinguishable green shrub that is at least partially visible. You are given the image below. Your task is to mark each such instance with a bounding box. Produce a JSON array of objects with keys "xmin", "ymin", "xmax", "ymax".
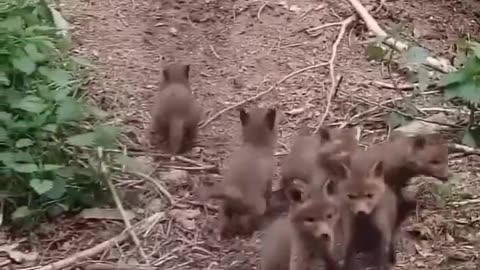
[{"xmin": 0, "ymin": 0, "xmax": 122, "ymax": 226}]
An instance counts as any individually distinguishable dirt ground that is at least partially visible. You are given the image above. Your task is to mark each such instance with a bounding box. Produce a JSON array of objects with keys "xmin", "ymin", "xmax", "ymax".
[{"xmin": 16, "ymin": 0, "xmax": 480, "ymax": 269}]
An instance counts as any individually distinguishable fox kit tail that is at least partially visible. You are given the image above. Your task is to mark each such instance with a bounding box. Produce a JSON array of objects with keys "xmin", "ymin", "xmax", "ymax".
[{"xmin": 169, "ymin": 117, "xmax": 185, "ymax": 154}]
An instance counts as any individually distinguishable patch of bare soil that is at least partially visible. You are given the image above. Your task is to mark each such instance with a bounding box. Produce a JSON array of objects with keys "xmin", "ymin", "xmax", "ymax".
[{"xmin": 13, "ymin": 0, "xmax": 480, "ymax": 269}]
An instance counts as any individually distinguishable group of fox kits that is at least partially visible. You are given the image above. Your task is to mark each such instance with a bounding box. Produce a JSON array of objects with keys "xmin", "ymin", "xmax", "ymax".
[{"xmin": 150, "ymin": 63, "xmax": 449, "ymax": 270}]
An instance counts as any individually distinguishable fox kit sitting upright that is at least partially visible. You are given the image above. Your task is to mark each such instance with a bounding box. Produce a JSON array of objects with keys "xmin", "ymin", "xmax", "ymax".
[
  {"xmin": 150, "ymin": 63, "xmax": 201, "ymax": 154},
  {"xmin": 201, "ymin": 107, "xmax": 277, "ymax": 238},
  {"xmin": 261, "ymin": 179, "xmax": 341, "ymax": 270},
  {"xmin": 322, "ymin": 149, "xmax": 400, "ymax": 270}
]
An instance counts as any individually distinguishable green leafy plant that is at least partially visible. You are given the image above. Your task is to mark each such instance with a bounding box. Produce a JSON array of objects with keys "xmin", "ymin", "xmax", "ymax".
[
  {"xmin": 0, "ymin": 0, "xmax": 127, "ymax": 226},
  {"xmin": 367, "ymin": 31, "xmax": 480, "ymax": 147}
]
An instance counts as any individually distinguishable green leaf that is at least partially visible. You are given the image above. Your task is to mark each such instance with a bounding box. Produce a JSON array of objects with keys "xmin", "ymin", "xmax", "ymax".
[
  {"xmin": 471, "ymin": 42, "xmax": 480, "ymax": 59},
  {"xmin": 11, "ymin": 206, "xmax": 32, "ymax": 220},
  {"xmin": 94, "ymin": 125, "xmax": 120, "ymax": 147},
  {"xmin": 30, "ymin": 178, "xmax": 54, "ymax": 195},
  {"xmin": 66, "ymin": 132, "xmax": 96, "ymax": 146},
  {"xmin": 48, "ymin": 6, "xmax": 69, "ymax": 36},
  {"xmin": 366, "ymin": 44, "xmax": 386, "ymax": 61},
  {"xmin": 12, "ymin": 95, "xmax": 47, "ymax": 113},
  {"xmin": 463, "ymin": 55, "xmax": 480, "ymax": 77},
  {"xmin": 45, "ymin": 178, "xmax": 66, "ymax": 199},
  {"xmin": 462, "ymin": 127, "xmax": 480, "ymax": 148},
  {"xmin": 84, "ymin": 105, "xmax": 108, "ymax": 119},
  {"xmin": 9, "ymin": 163, "xmax": 39, "ymax": 173},
  {"xmin": 0, "ymin": 16, "xmax": 23, "ymax": 31},
  {"xmin": 15, "ymin": 152, "xmax": 34, "ymax": 163},
  {"xmin": 444, "ymin": 81, "xmax": 480, "ymax": 102},
  {"xmin": 43, "ymin": 164, "xmax": 63, "ymax": 171},
  {"xmin": 0, "ymin": 112, "xmax": 12, "ymax": 123},
  {"xmin": 0, "ymin": 71, "xmax": 10, "ymax": 86},
  {"xmin": 0, "ymin": 127, "xmax": 8, "ymax": 142},
  {"xmin": 11, "ymin": 53, "xmax": 36, "ymax": 75},
  {"xmin": 56, "ymin": 97, "xmax": 84, "ymax": 123},
  {"xmin": 42, "ymin": 124, "xmax": 58, "ymax": 132},
  {"xmin": 439, "ymin": 71, "xmax": 466, "ymax": 87},
  {"xmin": 15, "ymin": 138, "xmax": 34, "ymax": 148},
  {"xmin": 38, "ymin": 67, "xmax": 71, "ymax": 87},
  {"xmin": 116, "ymin": 154, "xmax": 145, "ymax": 173},
  {"xmin": 24, "ymin": 43, "xmax": 46, "ymax": 62},
  {"xmin": 0, "ymin": 152, "xmax": 14, "ymax": 165},
  {"xmin": 405, "ymin": 46, "xmax": 429, "ymax": 65},
  {"xmin": 417, "ymin": 67, "xmax": 430, "ymax": 93}
]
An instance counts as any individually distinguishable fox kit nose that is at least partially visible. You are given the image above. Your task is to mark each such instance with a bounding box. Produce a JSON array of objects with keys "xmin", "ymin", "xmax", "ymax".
[
  {"xmin": 320, "ymin": 233, "xmax": 330, "ymax": 241},
  {"xmin": 355, "ymin": 210, "xmax": 368, "ymax": 216}
]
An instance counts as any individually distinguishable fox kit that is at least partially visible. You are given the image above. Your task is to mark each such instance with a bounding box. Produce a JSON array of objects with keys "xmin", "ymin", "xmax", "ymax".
[
  {"xmin": 202, "ymin": 107, "xmax": 277, "ymax": 238},
  {"xmin": 261, "ymin": 180, "xmax": 341, "ymax": 270},
  {"xmin": 279, "ymin": 127, "xmax": 358, "ymax": 201},
  {"xmin": 150, "ymin": 63, "xmax": 201, "ymax": 154},
  {"xmin": 365, "ymin": 133, "xmax": 449, "ymax": 226},
  {"xmin": 332, "ymin": 154, "xmax": 399, "ymax": 270}
]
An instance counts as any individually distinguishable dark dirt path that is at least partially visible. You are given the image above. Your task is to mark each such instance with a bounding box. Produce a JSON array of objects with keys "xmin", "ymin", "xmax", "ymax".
[{"xmin": 32, "ymin": 0, "xmax": 480, "ymax": 269}]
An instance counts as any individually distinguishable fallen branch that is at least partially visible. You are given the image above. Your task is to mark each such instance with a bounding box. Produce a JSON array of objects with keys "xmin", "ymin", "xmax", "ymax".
[
  {"xmin": 372, "ymin": 80, "xmax": 438, "ymax": 91},
  {"xmin": 450, "ymin": 198, "xmax": 480, "ymax": 207},
  {"xmin": 84, "ymin": 263, "xmax": 156, "ymax": 270},
  {"xmin": 346, "ymin": 0, "xmax": 456, "ymax": 73},
  {"xmin": 35, "ymin": 213, "xmax": 164, "ymax": 270},
  {"xmin": 448, "ymin": 143, "xmax": 480, "ymax": 156},
  {"xmin": 105, "ymin": 177, "xmax": 148, "ymax": 263},
  {"xmin": 199, "ymin": 62, "xmax": 329, "ymax": 129},
  {"xmin": 130, "ymin": 150, "xmax": 218, "ymax": 172},
  {"xmin": 314, "ymin": 14, "xmax": 355, "ymax": 132}
]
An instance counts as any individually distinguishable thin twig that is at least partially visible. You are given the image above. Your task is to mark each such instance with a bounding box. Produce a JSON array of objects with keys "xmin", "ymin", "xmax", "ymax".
[
  {"xmin": 199, "ymin": 62, "xmax": 329, "ymax": 129},
  {"xmin": 129, "ymin": 150, "xmax": 218, "ymax": 172},
  {"xmin": 105, "ymin": 177, "xmax": 149, "ymax": 263},
  {"xmin": 306, "ymin": 22, "xmax": 343, "ymax": 36},
  {"xmin": 209, "ymin": 45, "xmax": 222, "ymax": 60},
  {"xmin": 346, "ymin": 0, "xmax": 455, "ymax": 73},
  {"xmin": 372, "ymin": 80, "xmax": 438, "ymax": 91},
  {"xmin": 35, "ymin": 213, "xmax": 163, "ymax": 270},
  {"xmin": 134, "ymin": 171, "xmax": 175, "ymax": 204},
  {"xmin": 314, "ymin": 15, "xmax": 356, "ymax": 132}
]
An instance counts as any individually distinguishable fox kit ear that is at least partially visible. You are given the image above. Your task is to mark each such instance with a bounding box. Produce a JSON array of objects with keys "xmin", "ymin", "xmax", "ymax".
[
  {"xmin": 239, "ymin": 108, "xmax": 249, "ymax": 126},
  {"xmin": 162, "ymin": 68, "xmax": 170, "ymax": 83},
  {"xmin": 317, "ymin": 152, "xmax": 350, "ymax": 180},
  {"xmin": 183, "ymin": 64, "xmax": 190, "ymax": 79},
  {"xmin": 316, "ymin": 127, "xmax": 331, "ymax": 142},
  {"xmin": 322, "ymin": 179, "xmax": 337, "ymax": 197},
  {"xmin": 265, "ymin": 108, "xmax": 276, "ymax": 130},
  {"xmin": 368, "ymin": 160, "xmax": 384, "ymax": 179}
]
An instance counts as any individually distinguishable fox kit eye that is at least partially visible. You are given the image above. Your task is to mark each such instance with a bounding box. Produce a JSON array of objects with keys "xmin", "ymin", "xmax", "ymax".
[
  {"xmin": 326, "ymin": 213, "xmax": 333, "ymax": 219},
  {"xmin": 430, "ymin": 159, "xmax": 441, "ymax": 165},
  {"xmin": 305, "ymin": 217, "xmax": 315, "ymax": 223},
  {"xmin": 366, "ymin": 193, "xmax": 373, "ymax": 199},
  {"xmin": 347, "ymin": 194, "xmax": 356, "ymax": 199}
]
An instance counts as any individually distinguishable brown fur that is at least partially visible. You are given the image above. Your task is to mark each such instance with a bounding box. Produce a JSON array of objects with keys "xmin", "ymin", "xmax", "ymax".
[
  {"xmin": 150, "ymin": 63, "xmax": 201, "ymax": 154},
  {"xmin": 279, "ymin": 127, "xmax": 359, "ymax": 202},
  {"xmin": 361, "ymin": 133, "xmax": 448, "ymax": 228},
  {"xmin": 203, "ymin": 107, "xmax": 277, "ymax": 238},
  {"xmin": 332, "ymin": 152, "xmax": 399, "ymax": 270},
  {"xmin": 261, "ymin": 180, "xmax": 341, "ymax": 270}
]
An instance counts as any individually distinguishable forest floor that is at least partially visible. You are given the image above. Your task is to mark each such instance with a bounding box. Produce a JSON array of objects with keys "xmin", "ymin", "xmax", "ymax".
[{"xmin": 11, "ymin": 0, "xmax": 480, "ymax": 269}]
